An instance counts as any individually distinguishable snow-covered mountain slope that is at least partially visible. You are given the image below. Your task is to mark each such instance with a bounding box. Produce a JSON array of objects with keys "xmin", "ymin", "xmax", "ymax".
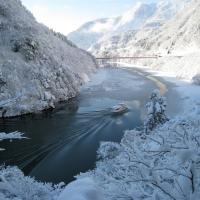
[
  {"xmin": 68, "ymin": 2, "xmax": 157, "ymax": 50},
  {"xmin": 90, "ymin": 0, "xmax": 191, "ymax": 56},
  {"xmin": 122, "ymin": 0, "xmax": 200, "ymax": 80},
  {"xmin": 114, "ymin": 3, "xmax": 157, "ymax": 32},
  {"xmin": 90, "ymin": 0, "xmax": 200, "ymax": 80},
  {"xmin": 68, "ymin": 18, "xmax": 120, "ymax": 50},
  {"xmin": 144, "ymin": 0, "xmax": 200, "ymax": 79},
  {"xmin": 146, "ymin": 0, "xmax": 200, "ymax": 54},
  {"xmin": 69, "ymin": 0, "xmax": 190, "ymax": 51},
  {"xmin": 0, "ymin": 0, "xmax": 98, "ymax": 117}
]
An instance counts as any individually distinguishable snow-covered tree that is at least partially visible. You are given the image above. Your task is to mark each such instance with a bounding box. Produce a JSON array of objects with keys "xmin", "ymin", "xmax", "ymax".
[
  {"xmin": 0, "ymin": 166, "xmax": 64, "ymax": 200},
  {"xmin": 192, "ymin": 74, "xmax": 200, "ymax": 85},
  {"xmin": 79, "ymin": 116, "xmax": 200, "ymax": 200},
  {"xmin": 144, "ymin": 89, "xmax": 168, "ymax": 134}
]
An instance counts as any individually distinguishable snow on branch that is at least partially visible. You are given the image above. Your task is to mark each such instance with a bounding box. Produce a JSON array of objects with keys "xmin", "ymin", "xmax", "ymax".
[
  {"xmin": 0, "ymin": 131, "xmax": 28, "ymax": 151},
  {"xmin": 144, "ymin": 89, "xmax": 168, "ymax": 134},
  {"xmin": 78, "ymin": 116, "xmax": 200, "ymax": 199},
  {"xmin": 0, "ymin": 166, "xmax": 64, "ymax": 200}
]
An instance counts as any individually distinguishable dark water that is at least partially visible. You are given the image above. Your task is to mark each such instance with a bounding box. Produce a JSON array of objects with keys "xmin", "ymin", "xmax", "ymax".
[{"xmin": 0, "ymin": 67, "xmax": 179, "ymax": 184}]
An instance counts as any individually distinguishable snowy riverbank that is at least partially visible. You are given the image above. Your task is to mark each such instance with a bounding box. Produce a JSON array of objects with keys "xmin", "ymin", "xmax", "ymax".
[
  {"xmin": 1, "ymin": 63, "xmax": 200, "ymax": 200},
  {"xmin": 113, "ymin": 62, "xmax": 200, "ymax": 116},
  {"xmin": 74, "ymin": 63, "xmax": 200, "ymax": 200}
]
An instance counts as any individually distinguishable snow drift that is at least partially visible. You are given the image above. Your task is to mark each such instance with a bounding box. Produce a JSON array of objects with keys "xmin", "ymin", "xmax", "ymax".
[{"xmin": 0, "ymin": 0, "xmax": 98, "ymax": 117}]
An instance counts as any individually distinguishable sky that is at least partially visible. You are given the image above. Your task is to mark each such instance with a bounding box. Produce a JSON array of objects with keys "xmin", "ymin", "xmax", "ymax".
[{"xmin": 21, "ymin": 0, "xmax": 156, "ymax": 35}]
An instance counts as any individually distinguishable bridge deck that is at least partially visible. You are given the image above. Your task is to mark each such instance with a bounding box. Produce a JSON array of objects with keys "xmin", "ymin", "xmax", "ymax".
[{"xmin": 96, "ymin": 56, "xmax": 161, "ymax": 60}]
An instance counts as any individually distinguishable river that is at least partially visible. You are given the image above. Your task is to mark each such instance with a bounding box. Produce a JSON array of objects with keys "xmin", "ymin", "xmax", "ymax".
[{"xmin": 0, "ymin": 66, "xmax": 181, "ymax": 184}]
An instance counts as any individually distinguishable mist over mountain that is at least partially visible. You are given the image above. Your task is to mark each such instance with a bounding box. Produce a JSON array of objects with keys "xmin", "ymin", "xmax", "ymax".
[{"xmin": 69, "ymin": 0, "xmax": 191, "ymax": 51}]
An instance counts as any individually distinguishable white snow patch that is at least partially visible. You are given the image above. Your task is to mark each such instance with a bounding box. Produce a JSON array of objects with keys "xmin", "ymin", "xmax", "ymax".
[
  {"xmin": 0, "ymin": 131, "xmax": 27, "ymax": 141},
  {"xmin": 58, "ymin": 178, "xmax": 104, "ymax": 200}
]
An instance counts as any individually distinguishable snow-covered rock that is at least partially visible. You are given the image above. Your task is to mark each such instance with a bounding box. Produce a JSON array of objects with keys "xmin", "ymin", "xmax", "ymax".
[{"xmin": 0, "ymin": 0, "xmax": 98, "ymax": 117}]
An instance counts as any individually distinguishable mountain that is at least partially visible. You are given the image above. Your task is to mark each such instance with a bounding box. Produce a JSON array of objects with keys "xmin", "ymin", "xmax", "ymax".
[
  {"xmin": 113, "ymin": 3, "xmax": 157, "ymax": 32},
  {"xmin": 68, "ymin": 17, "xmax": 119, "ymax": 50},
  {"xmin": 0, "ymin": 0, "xmax": 98, "ymax": 117},
  {"xmin": 68, "ymin": 2, "xmax": 157, "ymax": 50},
  {"xmin": 93, "ymin": 0, "xmax": 200, "ymax": 80},
  {"xmin": 90, "ymin": 0, "xmax": 191, "ymax": 56},
  {"xmin": 145, "ymin": 0, "xmax": 200, "ymax": 54},
  {"xmin": 141, "ymin": 0, "xmax": 200, "ymax": 79},
  {"xmin": 68, "ymin": 0, "xmax": 190, "ymax": 51}
]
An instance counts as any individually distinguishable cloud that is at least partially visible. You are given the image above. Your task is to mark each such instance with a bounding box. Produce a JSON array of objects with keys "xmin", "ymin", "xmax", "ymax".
[{"xmin": 21, "ymin": 0, "xmax": 145, "ymax": 35}]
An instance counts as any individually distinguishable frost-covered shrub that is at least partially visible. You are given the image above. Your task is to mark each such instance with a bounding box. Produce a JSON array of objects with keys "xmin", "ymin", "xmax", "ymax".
[
  {"xmin": 0, "ymin": 71, "xmax": 6, "ymax": 90},
  {"xmin": 144, "ymin": 89, "xmax": 168, "ymax": 133},
  {"xmin": 79, "ymin": 117, "xmax": 200, "ymax": 200},
  {"xmin": 97, "ymin": 142, "xmax": 122, "ymax": 160},
  {"xmin": 192, "ymin": 74, "xmax": 200, "ymax": 85},
  {"xmin": 12, "ymin": 38, "xmax": 39, "ymax": 61},
  {"xmin": 0, "ymin": 166, "xmax": 64, "ymax": 200},
  {"xmin": 0, "ymin": 4, "xmax": 8, "ymax": 17}
]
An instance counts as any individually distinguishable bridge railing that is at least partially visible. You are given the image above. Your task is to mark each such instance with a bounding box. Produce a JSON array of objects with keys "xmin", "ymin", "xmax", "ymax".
[{"xmin": 95, "ymin": 55, "xmax": 161, "ymax": 66}]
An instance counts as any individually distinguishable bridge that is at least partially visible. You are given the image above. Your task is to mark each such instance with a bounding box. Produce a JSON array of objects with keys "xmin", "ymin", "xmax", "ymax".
[
  {"xmin": 95, "ymin": 55, "xmax": 162, "ymax": 65},
  {"xmin": 96, "ymin": 55, "xmax": 161, "ymax": 60}
]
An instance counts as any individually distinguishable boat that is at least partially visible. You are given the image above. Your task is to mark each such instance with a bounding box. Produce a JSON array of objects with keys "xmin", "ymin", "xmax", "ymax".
[{"xmin": 111, "ymin": 103, "xmax": 128, "ymax": 115}]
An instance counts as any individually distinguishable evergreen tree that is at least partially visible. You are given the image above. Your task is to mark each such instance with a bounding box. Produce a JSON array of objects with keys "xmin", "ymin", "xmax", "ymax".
[{"xmin": 144, "ymin": 89, "xmax": 168, "ymax": 133}]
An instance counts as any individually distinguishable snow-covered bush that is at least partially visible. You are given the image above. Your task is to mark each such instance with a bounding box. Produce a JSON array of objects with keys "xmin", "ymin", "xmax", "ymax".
[
  {"xmin": 97, "ymin": 142, "xmax": 122, "ymax": 160},
  {"xmin": 12, "ymin": 38, "xmax": 39, "ymax": 61},
  {"xmin": 0, "ymin": 166, "xmax": 104, "ymax": 200},
  {"xmin": 79, "ymin": 116, "xmax": 200, "ymax": 200},
  {"xmin": 144, "ymin": 89, "xmax": 168, "ymax": 133},
  {"xmin": 0, "ymin": 166, "xmax": 64, "ymax": 200},
  {"xmin": 192, "ymin": 74, "xmax": 200, "ymax": 85}
]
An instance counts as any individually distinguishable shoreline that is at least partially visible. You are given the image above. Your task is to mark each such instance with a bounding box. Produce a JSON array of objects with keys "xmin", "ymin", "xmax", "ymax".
[{"xmin": 110, "ymin": 62, "xmax": 200, "ymax": 116}]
